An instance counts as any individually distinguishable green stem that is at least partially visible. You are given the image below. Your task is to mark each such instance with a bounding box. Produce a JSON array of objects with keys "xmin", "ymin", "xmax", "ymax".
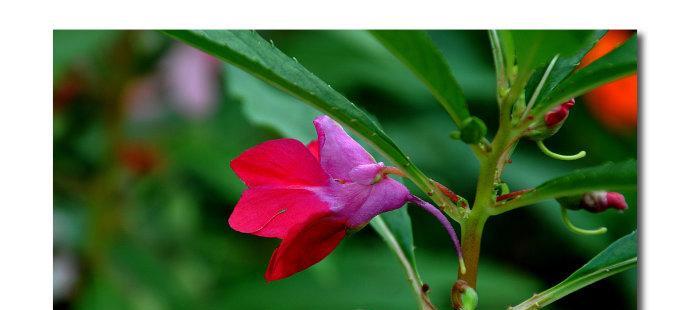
[
  {"xmin": 510, "ymin": 257, "xmax": 637, "ymax": 310},
  {"xmin": 460, "ymin": 30, "xmax": 523, "ymax": 290},
  {"xmin": 460, "ymin": 108, "xmax": 515, "ymax": 287},
  {"xmin": 489, "ymin": 30, "xmax": 509, "ymax": 101}
]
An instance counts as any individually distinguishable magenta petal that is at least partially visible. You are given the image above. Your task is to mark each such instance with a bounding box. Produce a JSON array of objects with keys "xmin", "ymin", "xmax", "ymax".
[
  {"xmin": 344, "ymin": 178, "xmax": 409, "ymax": 227},
  {"xmin": 313, "ymin": 115, "xmax": 375, "ymax": 181},
  {"xmin": 229, "ymin": 187, "xmax": 332, "ymax": 239},
  {"xmin": 349, "ymin": 162, "xmax": 384, "ymax": 185}
]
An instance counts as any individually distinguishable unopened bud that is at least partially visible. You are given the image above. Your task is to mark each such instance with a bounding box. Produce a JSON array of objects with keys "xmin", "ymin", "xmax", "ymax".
[
  {"xmin": 451, "ymin": 280, "xmax": 478, "ymax": 310},
  {"xmin": 544, "ymin": 98, "xmax": 575, "ymax": 128},
  {"xmin": 559, "ymin": 191, "xmax": 629, "ymax": 213},
  {"xmin": 527, "ymin": 99, "xmax": 575, "ymax": 141}
]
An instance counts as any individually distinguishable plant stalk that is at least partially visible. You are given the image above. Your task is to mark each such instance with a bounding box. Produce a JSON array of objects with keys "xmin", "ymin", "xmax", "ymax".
[
  {"xmin": 459, "ymin": 81, "xmax": 519, "ymax": 286},
  {"xmin": 459, "ymin": 212, "xmax": 487, "ymax": 287}
]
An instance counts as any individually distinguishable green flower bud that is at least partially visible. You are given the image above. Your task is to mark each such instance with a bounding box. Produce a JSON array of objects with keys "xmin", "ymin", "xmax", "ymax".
[{"xmin": 460, "ymin": 117, "xmax": 487, "ymax": 145}]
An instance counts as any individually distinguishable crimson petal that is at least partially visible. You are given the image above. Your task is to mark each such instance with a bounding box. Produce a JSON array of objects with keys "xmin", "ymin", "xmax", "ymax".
[
  {"xmin": 230, "ymin": 138, "xmax": 329, "ymax": 187},
  {"xmin": 264, "ymin": 214, "xmax": 347, "ymax": 282},
  {"xmin": 229, "ymin": 188, "xmax": 331, "ymax": 239},
  {"xmin": 306, "ymin": 140, "xmax": 320, "ymax": 160}
]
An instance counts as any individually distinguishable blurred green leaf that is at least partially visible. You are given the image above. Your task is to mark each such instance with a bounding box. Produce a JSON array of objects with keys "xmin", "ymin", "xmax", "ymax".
[
  {"xmin": 109, "ymin": 242, "xmax": 192, "ymax": 308},
  {"xmin": 428, "ymin": 31, "xmax": 496, "ymax": 102},
  {"xmin": 498, "ymin": 160, "xmax": 636, "ymax": 211},
  {"xmin": 225, "ymin": 66, "xmax": 319, "ymax": 142},
  {"xmin": 213, "ymin": 243, "xmax": 543, "ymax": 310},
  {"xmin": 53, "ymin": 30, "xmax": 119, "ymax": 82},
  {"xmin": 162, "ymin": 115, "xmax": 256, "ymax": 198},
  {"xmin": 511, "ymin": 231, "xmax": 637, "ymax": 310},
  {"xmin": 76, "ymin": 277, "xmax": 131, "ymax": 310},
  {"xmin": 370, "ymin": 205, "xmax": 420, "ymax": 278},
  {"xmin": 534, "ymin": 34, "xmax": 637, "ymax": 116},
  {"xmin": 370, "ymin": 30, "xmax": 471, "ymax": 128}
]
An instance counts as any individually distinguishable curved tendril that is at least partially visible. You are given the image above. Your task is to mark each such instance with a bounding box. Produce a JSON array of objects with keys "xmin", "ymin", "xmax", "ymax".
[
  {"xmin": 407, "ymin": 195, "xmax": 465, "ymax": 274},
  {"xmin": 560, "ymin": 207, "xmax": 607, "ymax": 236},
  {"xmin": 537, "ymin": 140, "xmax": 586, "ymax": 161}
]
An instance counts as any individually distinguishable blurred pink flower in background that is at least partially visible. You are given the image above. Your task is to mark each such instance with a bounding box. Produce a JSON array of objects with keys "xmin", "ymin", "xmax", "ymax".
[
  {"xmin": 124, "ymin": 43, "xmax": 221, "ymax": 121},
  {"xmin": 162, "ymin": 43, "xmax": 220, "ymax": 120}
]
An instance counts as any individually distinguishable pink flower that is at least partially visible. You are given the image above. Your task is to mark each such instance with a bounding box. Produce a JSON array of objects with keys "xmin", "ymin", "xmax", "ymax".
[
  {"xmin": 544, "ymin": 98, "xmax": 575, "ymax": 128},
  {"xmin": 229, "ymin": 115, "xmax": 461, "ymax": 281}
]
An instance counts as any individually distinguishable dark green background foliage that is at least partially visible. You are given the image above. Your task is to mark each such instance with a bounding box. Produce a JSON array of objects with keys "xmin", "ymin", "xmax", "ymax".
[{"xmin": 53, "ymin": 30, "xmax": 637, "ymax": 309}]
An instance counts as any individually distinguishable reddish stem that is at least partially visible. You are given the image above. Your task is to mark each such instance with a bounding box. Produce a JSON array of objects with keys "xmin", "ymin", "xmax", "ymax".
[
  {"xmin": 433, "ymin": 182, "xmax": 461, "ymax": 205},
  {"xmin": 496, "ymin": 189, "xmax": 533, "ymax": 202}
]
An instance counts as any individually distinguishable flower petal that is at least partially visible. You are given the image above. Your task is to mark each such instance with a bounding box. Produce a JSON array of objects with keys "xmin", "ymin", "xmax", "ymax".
[
  {"xmin": 264, "ymin": 214, "xmax": 346, "ymax": 281},
  {"xmin": 313, "ymin": 115, "xmax": 375, "ymax": 181},
  {"xmin": 229, "ymin": 188, "xmax": 332, "ymax": 238},
  {"xmin": 230, "ymin": 138, "xmax": 329, "ymax": 187},
  {"xmin": 348, "ymin": 162, "xmax": 384, "ymax": 185},
  {"xmin": 605, "ymin": 192, "xmax": 628, "ymax": 211},
  {"xmin": 344, "ymin": 177, "xmax": 409, "ymax": 227},
  {"xmin": 306, "ymin": 140, "xmax": 319, "ymax": 160}
]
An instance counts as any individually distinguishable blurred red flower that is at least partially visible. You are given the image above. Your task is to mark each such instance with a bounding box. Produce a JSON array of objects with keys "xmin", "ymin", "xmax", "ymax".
[{"xmin": 580, "ymin": 30, "xmax": 638, "ymax": 133}]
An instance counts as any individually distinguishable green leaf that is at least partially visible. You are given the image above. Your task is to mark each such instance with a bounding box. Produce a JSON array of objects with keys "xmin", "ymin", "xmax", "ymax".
[
  {"xmin": 370, "ymin": 206, "xmax": 429, "ymax": 306},
  {"xmin": 370, "ymin": 206, "xmax": 418, "ymax": 274},
  {"xmin": 510, "ymin": 231, "xmax": 637, "ymax": 310},
  {"xmin": 524, "ymin": 30, "xmax": 607, "ymax": 106},
  {"xmin": 507, "ymin": 30, "xmax": 606, "ymax": 104},
  {"xmin": 369, "ymin": 30, "xmax": 471, "ymax": 128},
  {"xmin": 496, "ymin": 160, "xmax": 637, "ymax": 213},
  {"xmin": 271, "ymin": 30, "xmax": 432, "ymax": 107},
  {"xmin": 534, "ymin": 34, "xmax": 637, "ymax": 116},
  {"xmin": 512, "ymin": 30, "xmax": 601, "ymax": 77},
  {"xmin": 53, "ymin": 30, "xmax": 120, "ymax": 82},
  {"xmin": 162, "ymin": 30, "xmax": 456, "ymax": 216}
]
